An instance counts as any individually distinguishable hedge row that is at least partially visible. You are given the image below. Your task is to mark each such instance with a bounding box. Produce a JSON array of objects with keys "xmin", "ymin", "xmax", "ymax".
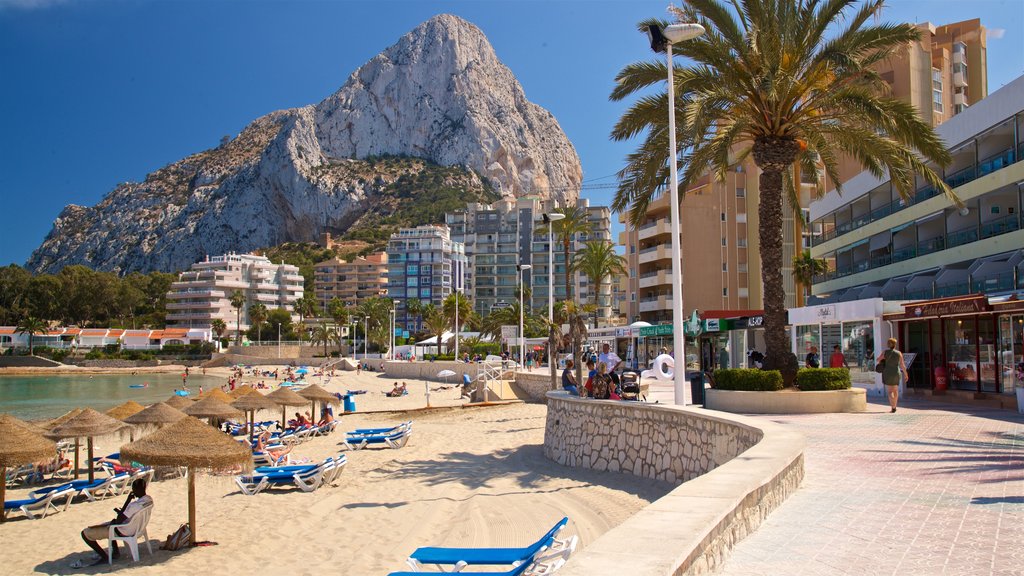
[
  {"xmin": 713, "ymin": 369, "xmax": 784, "ymax": 391},
  {"xmin": 794, "ymin": 368, "xmax": 852, "ymax": 390}
]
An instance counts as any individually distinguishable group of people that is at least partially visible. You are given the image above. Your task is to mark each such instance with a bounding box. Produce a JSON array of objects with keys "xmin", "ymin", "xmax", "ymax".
[
  {"xmin": 386, "ymin": 382, "xmax": 408, "ymax": 397},
  {"xmin": 560, "ymin": 343, "xmax": 626, "ymax": 400},
  {"xmin": 803, "ymin": 345, "xmax": 853, "ymax": 369}
]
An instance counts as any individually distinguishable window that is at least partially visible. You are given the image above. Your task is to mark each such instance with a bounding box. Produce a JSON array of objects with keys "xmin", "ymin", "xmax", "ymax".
[
  {"xmin": 736, "ymin": 187, "xmax": 746, "ymax": 198},
  {"xmin": 721, "ymin": 237, "xmax": 727, "ymax": 246},
  {"xmin": 630, "ymin": 245, "xmax": 635, "ymax": 253},
  {"xmin": 721, "ymin": 213, "xmax": 726, "ymax": 221},
  {"xmin": 722, "ymin": 262, "xmax": 728, "ymax": 272},
  {"xmin": 630, "ymin": 293, "xmax": 636, "ymax": 301},
  {"xmin": 722, "ymin": 288, "xmax": 728, "ymax": 296},
  {"xmin": 737, "ymin": 238, "xmax": 747, "ymax": 248}
]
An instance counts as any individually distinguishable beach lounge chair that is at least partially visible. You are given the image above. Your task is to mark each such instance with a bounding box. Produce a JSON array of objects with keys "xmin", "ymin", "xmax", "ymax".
[
  {"xmin": 347, "ymin": 421, "xmax": 412, "ymax": 437},
  {"xmin": 235, "ymin": 461, "xmax": 330, "ymax": 496},
  {"xmin": 29, "ymin": 473, "xmax": 131, "ymax": 502},
  {"xmin": 406, "ymin": 517, "xmax": 569, "ymax": 571},
  {"xmin": 340, "ymin": 428, "xmax": 412, "ymax": 451},
  {"xmin": 107, "ymin": 501, "xmax": 154, "ymax": 564},
  {"xmin": 252, "ymin": 448, "xmax": 291, "ymax": 468},
  {"xmin": 3, "ymin": 485, "xmax": 76, "ymax": 520},
  {"xmin": 387, "ymin": 560, "xmax": 536, "ymax": 576}
]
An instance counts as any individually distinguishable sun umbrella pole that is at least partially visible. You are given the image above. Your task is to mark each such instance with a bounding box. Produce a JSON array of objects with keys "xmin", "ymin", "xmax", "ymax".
[
  {"xmin": 87, "ymin": 437, "xmax": 95, "ymax": 483},
  {"xmin": 74, "ymin": 438, "xmax": 80, "ymax": 480},
  {"xmin": 1, "ymin": 465, "xmax": 6, "ymax": 522},
  {"xmin": 188, "ymin": 467, "xmax": 196, "ymax": 546}
]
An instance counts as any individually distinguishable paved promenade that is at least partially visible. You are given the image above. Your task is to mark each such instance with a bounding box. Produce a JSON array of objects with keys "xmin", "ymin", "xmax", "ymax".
[{"xmin": 709, "ymin": 397, "xmax": 1024, "ymax": 576}]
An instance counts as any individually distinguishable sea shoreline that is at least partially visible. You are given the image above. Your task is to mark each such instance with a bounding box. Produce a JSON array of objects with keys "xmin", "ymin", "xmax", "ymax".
[{"xmin": 0, "ymin": 364, "xmax": 191, "ymax": 376}]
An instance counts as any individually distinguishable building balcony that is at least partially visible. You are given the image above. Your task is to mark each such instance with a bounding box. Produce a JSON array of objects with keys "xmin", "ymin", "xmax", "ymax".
[
  {"xmin": 638, "ymin": 295, "xmax": 671, "ymax": 313},
  {"xmin": 165, "ymin": 312, "xmax": 216, "ymax": 321},
  {"xmin": 637, "ymin": 218, "xmax": 671, "ymax": 241},
  {"xmin": 165, "ymin": 301, "xmax": 219, "ymax": 310},
  {"xmin": 638, "ymin": 244, "xmax": 672, "ymax": 264},
  {"xmin": 953, "ymin": 71, "xmax": 967, "ymax": 88},
  {"xmin": 952, "ymin": 51, "xmax": 966, "ymax": 66},
  {"xmin": 638, "ymin": 270, "xmax": 670, "ymax": 289}
]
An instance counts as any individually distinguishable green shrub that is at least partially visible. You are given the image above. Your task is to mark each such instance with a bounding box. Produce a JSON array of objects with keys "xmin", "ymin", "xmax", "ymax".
[
  {"xmin": 50, "ymin": 349, "xmax": 69, "ymax": 363},
  {"xmin": 85, "ymin": 348, "xmax": 104, "ymax": 360},
  {"xmin": 713, "ymin": 368, "xmax": 784, "ymax": 391},
  {"xmin": 795, "ymin": 368, "xmax": 851, "ymax": 390}
]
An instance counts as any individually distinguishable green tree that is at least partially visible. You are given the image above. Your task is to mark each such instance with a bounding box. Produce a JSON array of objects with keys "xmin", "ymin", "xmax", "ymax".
[
  {"xmin": 310, "ymin": 323, "xmax": 336, "ymax": 357},
  {"xmin": 229, "ymin": 290, "xmax": 246, "ymax": 345},
  {"xmin": 248, "ymin": 303, "xmax": 269, "ymax": 343},
  {"xmin": 537, "ymin": 205, "xmax": 592, "ymax": 304},
  {"xmin": 792, "ymin": 250, "xmax": 830, "ymax": 302},
  {"xmin": 356, "ymin": 296, "xmax": 392, "ymax": 352},
  {"xmin": 210, "ymin": 318, "xmax": 228, "ymax": 344},
  {"xmin": 327, "ymin": 297, "xmax": 349, "ymax": 329},
  {"xmin": 421, "ymin": 304, "xmax": 449, "ymax": 356},
  {"xmin": 16, "ymin": 316, "xmax": 48, "ymax": 356},
  {"xmin": 0, "ymin": 265, "xmax": 31, "ymax": 325},
  {"xmin": 266, "ymin": 308, "xmax": 295, "ymax": 341},
  {"xmin": 442, "ymin": 292, "xmax": 473, "ymax": 345},
  {"xmin": 610, "ymin": 0, "xmax": 953, "ymax": 383},
  {"xmin": 574, "ymin": 241, "xmax": 627, "ymax": 329},
  {"xmin": 295, "ymin": 293, "xmax": 318, "ymax": 343}
]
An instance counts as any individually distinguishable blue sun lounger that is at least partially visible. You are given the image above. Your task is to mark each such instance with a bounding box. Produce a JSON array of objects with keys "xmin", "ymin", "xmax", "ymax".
[
  {"xmin": 405, "ymin": 517, "xmax": 569, "ymax": 570},
  {"xmin": 340, "ymin": 427, "xmax": 412, "ymax": 450},
  {"xmin": 346, "ymin": 421, "xmax": 412, "ymax": 437},
  {"xmin": 388, "ymin": 560, "xmax": 535, "ymax": 576},
  {"xmin": 3, "ymin": 485, "xmax": 76, "ymax": 520}
]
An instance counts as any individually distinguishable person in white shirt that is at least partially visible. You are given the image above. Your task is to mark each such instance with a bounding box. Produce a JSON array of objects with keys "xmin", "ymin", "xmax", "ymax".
[
  {"xmin": 80, "ymin": 479, "xmax": 153, "ymax": 566},
  {"xmin": 598, "ymin": 343, "xmax": 623, "ymax": 388}
]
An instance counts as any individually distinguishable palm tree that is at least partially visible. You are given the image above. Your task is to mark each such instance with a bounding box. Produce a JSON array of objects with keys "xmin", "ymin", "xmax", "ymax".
[
  {"xmin": 356, "ymin": 296, "xmax": 392, "ymax": 352},
  {"xmin": 404, "ymin": 298, "xmax": 424, "ymax": 334},
  {"xmin": 229, "ymin": 290, "xmax": 246, "ymax": 345},
  {"xmin": 610, "ymin": 0, "xmax": 953, "ymax": 383},
  {"xmin": 792, "ymin": 250, "xmax": 830, "ymax": 304},
  {"xmin": 310, "ymin": 323, "xmax": 335, "ymax": 357},
  {"xmin": 421, "ymin": 304, "xmax": 449, "ymax": 357},
  {"xmin": 210, "ymin": 319, "xmax": 227, "ymax": 344},
  {"xmin": 537, "ymin": 205, "xmax": 592, "ymax": 304},
  {"xmin": 295, "ymin": 293, "xmax": 317, "ymax": 343},
  {"xmin": 248, "ymin": 303, "xmax": 268, "ymax": 344},
  {"xmin": 574, "ymin": 241, "xmax": 627, "ymax": 329},
  {"xmin": 15, "ymin": 316, "xmax": 48, "ymax": 356},
  {"xmin": 443, "ymin": 292, "xmax": 473, "ymax": 353}
]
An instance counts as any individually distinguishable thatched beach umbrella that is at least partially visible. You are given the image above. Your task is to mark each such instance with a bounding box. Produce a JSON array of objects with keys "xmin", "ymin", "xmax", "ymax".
[
  {"xmin": 45, "ymin": 408, "xmax": 126, "ymax": 483},
  {"xmin": 105, "ymin": 401, "xmax": 145, "ymax": 421},
  {"xmin": 121, "ymin": 416, "xmax": 250, "ymax": 546},
  {"xmin": 231, "ymin": 392, "xmax": 279, "ymax": 443},
  {"xmin": 123, "ymin": 402, "xmax": 187, "ymax": 427},
  {"xmin": 297, "ymin": 383, "xmax": 340, "ymax": 421},
  {"xmin": 182, "ymin": 397, "xmax": 242, "ymax": 427},
  {"xmin": 164, "ymin": 395, "xmax": 194, "ymax": 410},
  {"xmin": 228, "ymin": 384, "xmax": 255, "ymax": 399},
  {"xmin": 266, "ymin": 387, "xmax": 310, "ymax": 429},
  {"xmin": 197, "ymin": 388, "xmax": 234, "ymax": 403},
  {"xmin": 1, "ymin": 414, "xmax": 58, "ymax": 522},
  {"xmin": 44, "ymin": 408, "xmax": 84, "ymax": 477}
]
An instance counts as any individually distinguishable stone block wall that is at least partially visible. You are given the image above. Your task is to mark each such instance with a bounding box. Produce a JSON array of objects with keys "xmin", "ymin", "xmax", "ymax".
[
  {"xmin": 544, "ymin": 391, "xmax": 805, "ymax": 576},
  {"xmin": 513, "ymin": 371, "xmax": 555, "ymax": 402}
]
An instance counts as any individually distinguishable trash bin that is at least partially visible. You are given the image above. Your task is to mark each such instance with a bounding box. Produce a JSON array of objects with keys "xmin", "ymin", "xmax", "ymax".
[
  {"xmin": 689, "ymin": 373, "xmax": 705, "ymax": 405},
  {"xmin": 342, "ymin": 394, "xmax": 356, "ymax": 413}
]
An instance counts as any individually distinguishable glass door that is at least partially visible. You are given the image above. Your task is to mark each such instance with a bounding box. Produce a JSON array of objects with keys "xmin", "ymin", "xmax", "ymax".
[{"xmin": 999, "ymin": 315, "xmax": 1024, "ymax": 392}]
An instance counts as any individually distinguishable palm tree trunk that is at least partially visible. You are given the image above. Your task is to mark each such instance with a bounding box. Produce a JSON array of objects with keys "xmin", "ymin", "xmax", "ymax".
[{"xmin": 754, "ymin": 137, "xmax": 801, "ymax": 385}]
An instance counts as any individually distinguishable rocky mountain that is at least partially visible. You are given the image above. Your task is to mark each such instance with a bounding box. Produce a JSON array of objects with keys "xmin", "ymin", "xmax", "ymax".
[{"xmin": 27, "ymin": 14, "xmax": 582, "ymax": 275}]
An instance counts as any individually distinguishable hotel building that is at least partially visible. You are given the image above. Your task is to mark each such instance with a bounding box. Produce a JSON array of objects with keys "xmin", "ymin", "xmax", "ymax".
[
  {"xmin": 165, "ymin": 253, "xmax": 304, "ymax": 333},
  {"xmin": 386, "ymin": 225, "xmax": 467, "ymax": 332},
  {"xmin": 313, "ymin": 252, "xmax": 388, "ymax": 312}
]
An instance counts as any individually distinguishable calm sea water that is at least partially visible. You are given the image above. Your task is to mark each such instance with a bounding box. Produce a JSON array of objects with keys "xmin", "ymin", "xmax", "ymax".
[{"xmin": 0, "ymin": 373, "xmax": 223, "ymax": 421}]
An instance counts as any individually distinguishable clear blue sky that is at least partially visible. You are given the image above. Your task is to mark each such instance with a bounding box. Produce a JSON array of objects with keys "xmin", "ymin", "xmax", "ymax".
[{"xmin": 1, "ymin": 0, "xmax": 1021, "ymax": 269}]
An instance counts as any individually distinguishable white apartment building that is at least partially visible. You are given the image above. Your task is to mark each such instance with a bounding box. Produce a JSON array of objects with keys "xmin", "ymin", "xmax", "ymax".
[{"xmin": 165, "ymin": 253, "xmax": 304, "ymax": 332}]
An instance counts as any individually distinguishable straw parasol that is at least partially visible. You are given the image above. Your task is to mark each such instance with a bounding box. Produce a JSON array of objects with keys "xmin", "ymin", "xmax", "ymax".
[
  {"xmin": 197, "ymin": 388, "xmax": 234, "ymax": 403},
  {"xmin": 44, "ymin": 408, "xmax": 84, "ymax": 480},
  {"xmin": 45, "ymin": 408, "xmax": 126, "ymax": 482},
  {"xmin": 106, "ymin": 401, "xmax": 145, "ymax": 421},
  {"xmin": 164, "ymin": 394, "xmax": 194, "ymax": 410},
  {"xmin": 297, "ymin": 383, "xmax": 340, "ymax": 421},
  {"xmin": 228, "ymin": 384, "xmax": 255, "ymax": 399},
  {"xmin": 182, "ymin": 396, "xmax": 243, "ymax": 425},
  {"xmin": 266, "ymin": 387, "xmax": 311, "ymax": 428},
  {"xmin": 120, "ymin": 416, "xmax": 251, "ymax": 546},
  {"xmin": 1, "ymin": 414, "xmax": 58, "ymax": 522},
  {"xmin": 231, "ymin": 392, "xmax": 279, "ymax": 443},
  {"xmin": 123, "ymin": 402, "xmax": 188, "ymax": 426}
]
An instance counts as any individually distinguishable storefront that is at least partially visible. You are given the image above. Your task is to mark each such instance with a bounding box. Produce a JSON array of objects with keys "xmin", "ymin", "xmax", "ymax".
[
  {"xmin": 884, "ymin": 294, "xmax": 1024, "ymax": 396},
  {"xmin": 694, "ymin": 310, "xmax": 768, "ymax": 372},
  {"xmin": 788, "ymin": 298, "xmax": 899, "ymax": 393}
]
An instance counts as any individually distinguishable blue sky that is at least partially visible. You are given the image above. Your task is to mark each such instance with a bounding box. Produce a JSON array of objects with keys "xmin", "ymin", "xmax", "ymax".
[{"xmin": 1, "ymin": 0, "xmax": 1021, "ymax": 269}]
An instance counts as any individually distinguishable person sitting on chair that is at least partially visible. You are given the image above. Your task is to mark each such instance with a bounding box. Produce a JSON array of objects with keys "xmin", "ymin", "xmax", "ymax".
[{"xmin": 80, "ymin": 479, "xmax": 153, "ymax": 566}]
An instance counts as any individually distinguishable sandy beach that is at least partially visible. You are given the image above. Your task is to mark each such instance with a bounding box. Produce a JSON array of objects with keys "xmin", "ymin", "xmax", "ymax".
[{"xmin": 2, "ymin": 365, "xmax": 672, "ymax": 575}]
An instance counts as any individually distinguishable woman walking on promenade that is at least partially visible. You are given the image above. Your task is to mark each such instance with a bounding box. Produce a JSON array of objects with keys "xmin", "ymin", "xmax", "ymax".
[{"xmin": 878, "ymin": 338, "xmax": 909, "ymax": 413}]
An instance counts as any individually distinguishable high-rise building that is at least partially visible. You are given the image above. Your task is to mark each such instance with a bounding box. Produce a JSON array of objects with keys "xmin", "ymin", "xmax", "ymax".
[
  {"xmin": 386, "ymin": 225, "xmax": 467, "ymax": 332},
  {"xmin": 165, "ymin": 253, "xmax": 304, "ymax": 332},
  {"xmin": 313, "ymin": 252, "xmax": 388, "ymax": 312},
  {"xmin": 446, "ymin": 198, "xmax": 616, "ymax": 326}
]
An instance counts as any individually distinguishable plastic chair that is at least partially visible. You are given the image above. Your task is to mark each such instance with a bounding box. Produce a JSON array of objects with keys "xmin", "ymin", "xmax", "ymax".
[{"xmin": 107, "ymin": 503, "xmax": 153, "ymax": 564}]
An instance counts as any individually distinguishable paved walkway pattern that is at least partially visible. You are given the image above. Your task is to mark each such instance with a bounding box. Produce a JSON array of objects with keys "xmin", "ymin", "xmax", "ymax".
[{"xmin": 714, "ymin": 397, "xmax": 1024, "ymax": 576}]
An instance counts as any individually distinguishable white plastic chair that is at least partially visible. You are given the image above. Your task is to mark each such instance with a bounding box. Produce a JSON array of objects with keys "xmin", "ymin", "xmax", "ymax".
[{"xmin": 107, "ymin": 503, "xmax": 153, "ymax": 564}]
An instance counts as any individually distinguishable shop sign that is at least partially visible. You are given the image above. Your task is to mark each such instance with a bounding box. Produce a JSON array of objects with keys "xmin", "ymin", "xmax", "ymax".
[
  {"xmin": 500, "ymin": 325, "xmax": 518, "ymax": 342},
  {"xmin": 704, "ymin": 319, "xmax": 721, "ymax": 332},
  {"xmin": 733, "ymin": 315, "xmax": 764, "ymax": 329},
  {"xmin": 814, "ymin": 305, "xmax": 837, "ymax": 321},
  {"xmin": 615, "ymin": 328, "xmax": 632, "ymax": 337},
  {"xmin": 639, "ymin": 324, "xmax": 674, "ymax": 337},
  {"xmin": 904, "ymin": 295, "xmax": 990, "ymax": 319}
]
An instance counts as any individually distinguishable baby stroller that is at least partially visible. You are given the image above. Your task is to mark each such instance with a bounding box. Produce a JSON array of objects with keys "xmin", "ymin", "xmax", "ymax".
[{"xmin": 619, "ymin": 371, "xmax": 644, "ymax": 401}]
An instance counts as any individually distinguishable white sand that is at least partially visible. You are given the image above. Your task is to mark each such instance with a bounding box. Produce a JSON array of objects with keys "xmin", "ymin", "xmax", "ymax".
[{"xmin": 2, "ymin": 366, "xmax": 672, "ymax": 575}]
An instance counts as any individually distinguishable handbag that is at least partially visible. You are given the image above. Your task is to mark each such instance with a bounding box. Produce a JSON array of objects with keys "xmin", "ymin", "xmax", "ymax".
[{"xmin": 874, "ymin": 357, "xmax": 886, "ymax": 374}]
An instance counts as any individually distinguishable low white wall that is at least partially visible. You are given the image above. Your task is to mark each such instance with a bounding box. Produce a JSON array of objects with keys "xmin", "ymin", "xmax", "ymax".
[
  {"xmin": 545, "ymin": 392, "xmax": 804, "ymax": 575},
  {"xmin": 382, "ymin": 360, "xmax": 483, "ymax": 381},
  {"xmin": 705, "ymin": 388, "xmax": 867, "ymax": 414}
]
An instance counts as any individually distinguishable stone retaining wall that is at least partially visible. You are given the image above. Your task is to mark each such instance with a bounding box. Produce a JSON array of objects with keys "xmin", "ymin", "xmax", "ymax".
[
  {"xmin": 383, "ymin": 360, "xmax": 483, "ymax": 381},
  {"xmin": 705, "ymin": 388, "xmax": 867, "ymax": 414},
  {"xmin": 513, "ymin": 371, "xmax": 555, "ymax": 401},
  {"xmin": 544, "ymin": 392, "xmax": 804, "ymax": 575}
]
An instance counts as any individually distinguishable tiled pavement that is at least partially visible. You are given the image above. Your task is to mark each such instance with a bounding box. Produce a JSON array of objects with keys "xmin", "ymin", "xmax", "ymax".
[{"xmin": 712, "ymin": 397, "xmax": 1024, "ymax": 576}]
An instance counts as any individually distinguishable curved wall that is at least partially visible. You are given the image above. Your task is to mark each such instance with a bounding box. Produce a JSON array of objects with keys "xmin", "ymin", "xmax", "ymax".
[{"xmin": 544, "ymin": 392, "xmax": 804, "ymax": 575}]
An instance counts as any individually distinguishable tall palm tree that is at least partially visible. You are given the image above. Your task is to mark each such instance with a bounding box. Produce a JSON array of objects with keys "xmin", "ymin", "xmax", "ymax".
[
  {"xmin": 421, "ymin": 304, "xmax": 449, "ymax": 357},
  {"xmin": 210, "ymin": 319, "xmax": 227, "ymax": 344},
  {"xmin": 404, "ymin": 298, "xmax": 424, "ymax": 334},
  {"xmin": 229, "ymin": 290, "xmax": 246, "ymax": 345},
  {"xmin": 356, "ymin": 296, "xmax": 392, "ymax": 352},
  {"xmin": 792, "ymin": 250, "xmax": 830, "ymax": 303},
  {"xmin": 537, "ymin": 205, "xmax": 592, "ymax": 304},
  {"xmin": 295, "ymin": 293, "xmax": 317, "ymax": 343},
  {"xmin": 443, "ymin": 292, "xmax": 473, "ymax": 352},
  {"xmin": 248, "ymin": 303, "xmax": 268, "ymax": 344},
  {"xmin": 611, "ymin": 0, "xmax": 953, "ymax": 383},
  {"xmin": 574, "ymin": 241, "xmax": 627, "ymax": 329},
  {"xmin": 15, "ymin": 316, "xmax": 48, "ymax": 356},
  {"xmin": 310, "ymin": 323, "xmax": 335, "ymax": 357}
]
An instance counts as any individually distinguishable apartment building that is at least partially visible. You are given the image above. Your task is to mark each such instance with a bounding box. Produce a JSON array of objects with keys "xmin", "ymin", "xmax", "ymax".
[
  {"xmin": 313, "ymin": 252, "xmax": 388, "ymax": 312},
  {"xmin": 445, "ymin": 198, "xmax": 616, "ymax": 326},
  {"xmin": 165, "ymin": 253, "xmax": 304, "ymax": 332},
  {"xmin": 386, "ymin": 225, "xmax": 467, "ymax": 332},
  {"xmin": 807, "ymin": 76, "xmax": 1023, "ymax": 394}
]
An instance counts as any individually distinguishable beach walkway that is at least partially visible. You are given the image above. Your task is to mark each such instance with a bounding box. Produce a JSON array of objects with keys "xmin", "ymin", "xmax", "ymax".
[{"xmin": 713, "ymin": 397, "xmax": 1024, "ymax": 576}]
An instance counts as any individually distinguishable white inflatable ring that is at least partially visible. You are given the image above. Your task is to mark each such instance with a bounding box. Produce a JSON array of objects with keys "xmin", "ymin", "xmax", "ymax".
[{"xmin": 640, "ymin": 354, "xmax": 674, "ymax": 382}]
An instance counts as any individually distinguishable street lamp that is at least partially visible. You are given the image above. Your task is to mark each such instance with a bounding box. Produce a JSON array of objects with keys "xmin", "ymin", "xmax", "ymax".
[
  {"xmin": 646, "ymin": 22, "xmax": 705, "ymax": 405},
  {"xmin": 392, "ymin": 300, "xmax": 400, "ymax": 361},
  {"xmin": 363, "ymin": 316, "xmax": 369, "ymax": 360},
  {"xmin": 518, "ymin": 264, "xmax": 532, "ymax": 370},
  {"xmin": 541, "ymin": 212, "xmax": 565, "ymax": 321}
]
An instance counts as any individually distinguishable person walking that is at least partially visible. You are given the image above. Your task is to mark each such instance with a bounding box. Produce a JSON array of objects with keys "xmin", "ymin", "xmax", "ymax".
[
  {"xmin": 805, "ymin": 346, "xmax": 821, "ymax": 368},
  {"xmin": 878, "ymin": 337, "xmax": 909, "ymax": 413},
  {"xmin": 830, "ymin": 344, "xmax": 849, "ymax": 369}
]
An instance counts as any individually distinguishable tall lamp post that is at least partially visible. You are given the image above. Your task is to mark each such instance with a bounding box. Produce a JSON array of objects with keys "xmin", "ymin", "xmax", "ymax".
[
  {"xmin": 542, "ymin": 211, "xmax": 565, "ymax": 389},
  {"xmin": 363, "ymin": 316, "xmax": 369, "ymax": 360},
  {"xmin": 517, "ymin": 264, "xmax": 532, "ymax": 370},
  {"xmin": 646, "ymin": 22, "xmax": 706, "ymax": 405},
  {"xmin": 392, "ymin": 300, "xmax": 400, "ymax": 361}
]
